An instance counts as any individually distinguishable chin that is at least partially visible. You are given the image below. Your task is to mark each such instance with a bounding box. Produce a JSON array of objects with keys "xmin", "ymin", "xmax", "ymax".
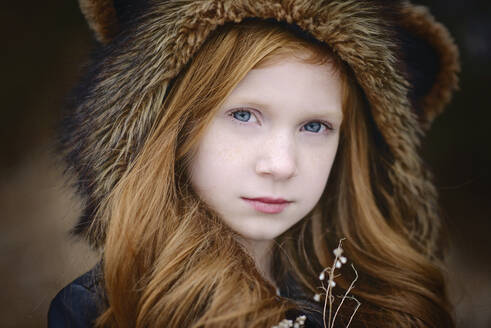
[
  {"xmin": 225, "ymin": 216, "xmax": 295, "ymax": 241},
  {"xmin": 238, "ymin": 227, "xmax": 286, "ymax": 241}
]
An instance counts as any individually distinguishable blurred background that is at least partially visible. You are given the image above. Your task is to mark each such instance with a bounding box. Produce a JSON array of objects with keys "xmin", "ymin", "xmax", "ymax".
[{"xmin": 1, "ymin": 0, "xmax": 489, "ymax": 327}]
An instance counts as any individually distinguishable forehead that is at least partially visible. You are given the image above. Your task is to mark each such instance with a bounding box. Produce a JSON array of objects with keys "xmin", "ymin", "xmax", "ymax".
[{"xmin": 222, "ymin": 57, "xmax": 343, "ymax": 119}]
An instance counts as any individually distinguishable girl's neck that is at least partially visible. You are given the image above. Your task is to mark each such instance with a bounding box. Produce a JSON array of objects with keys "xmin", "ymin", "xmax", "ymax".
[{"xmin": 240, "ymin": 238, "xmax": 277, "ymax": 289}]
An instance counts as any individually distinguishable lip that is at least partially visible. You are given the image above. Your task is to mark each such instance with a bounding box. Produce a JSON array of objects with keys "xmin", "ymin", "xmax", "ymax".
[
  {"xmin": 241, "ymin": 197, "xmax": 292, "ymax": 214},
  {"xmin": 244, "ymin": 197, "xmax": 291, "ymax": 204}
]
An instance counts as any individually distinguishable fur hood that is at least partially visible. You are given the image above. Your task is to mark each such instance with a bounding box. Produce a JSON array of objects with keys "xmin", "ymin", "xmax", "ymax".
[{"xmin": 61, "ymin": 0, "xmax": 460, "ymax": 248}]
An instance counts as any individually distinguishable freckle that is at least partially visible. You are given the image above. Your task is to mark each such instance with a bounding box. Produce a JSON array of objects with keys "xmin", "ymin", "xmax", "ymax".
[
  {"xmin": 221, "ymin": 145, "xmax": 245, "ymax": 162},
  {"xmin": 222, "ymin": 148, "xmax": 239, "ymax": 161}
]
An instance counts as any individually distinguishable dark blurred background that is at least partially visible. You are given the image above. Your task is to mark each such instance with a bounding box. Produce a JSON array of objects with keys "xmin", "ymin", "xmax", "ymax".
[{"xmin": 1, "ymin": 1, "xmax": 489, "ymax": 327}]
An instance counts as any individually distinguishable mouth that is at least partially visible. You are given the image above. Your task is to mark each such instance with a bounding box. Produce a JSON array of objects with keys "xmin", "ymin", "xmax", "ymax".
[{"xmin": 241, "ymin": 197, "xmax": 292, "ymax": 214}]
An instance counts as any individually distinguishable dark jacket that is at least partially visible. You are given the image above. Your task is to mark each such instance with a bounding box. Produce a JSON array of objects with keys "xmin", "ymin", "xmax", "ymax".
[
  {"xmin": 47, "ymin": 263, "xmax": 326, "ymax": 327},
  {"xmin": 48, "ymin": 263, "xmax": 103, "ymax": 328}
]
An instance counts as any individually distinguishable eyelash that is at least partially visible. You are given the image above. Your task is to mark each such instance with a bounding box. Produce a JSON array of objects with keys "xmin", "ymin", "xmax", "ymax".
[{"xmin": 228, "ymin": 108, "xmax": 334, "ymax": 134}]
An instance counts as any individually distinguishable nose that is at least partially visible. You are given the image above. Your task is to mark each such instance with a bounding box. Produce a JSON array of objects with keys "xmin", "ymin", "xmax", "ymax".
[{"xmin": 255, "ymin": 132, "xmax": 297, "ymax": 180}]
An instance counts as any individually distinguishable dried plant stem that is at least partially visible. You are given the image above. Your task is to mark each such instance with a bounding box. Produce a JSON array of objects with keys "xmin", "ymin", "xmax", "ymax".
[
  {"xmin": 344, "ymin": 296, "xmax": 361, "ymax": 327},
  {"xmin": 318, "ymin": 238, "xmax": 360, "ymax": 328},
  {"xmin": 274, "ymin": 238, "xmax": 360, "ymax": 328},
  {"xmin": 331, "ymin": 264, "xmax": 359, "ymax": 325},
  {"xmin": 322, "ymin": 239, "xmax": 344, "ymax": 328}
]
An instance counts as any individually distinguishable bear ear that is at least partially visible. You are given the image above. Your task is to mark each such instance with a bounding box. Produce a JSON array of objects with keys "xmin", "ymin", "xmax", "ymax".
[
  {"xmin": 78, "ymin": 0, "xmax": 119, "ymax": 44},
  {"xmin": 79, "ymin": 0, "xmax": 147, "ymax": 43},
  {"xmin": 397, "ymin": 4, "xmax": 460, "ymax": 131}
]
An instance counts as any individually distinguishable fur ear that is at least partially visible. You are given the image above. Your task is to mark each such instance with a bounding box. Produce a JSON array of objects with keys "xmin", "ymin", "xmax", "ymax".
[
  {"xmin": 79, "ymin": 0, "xmax": 119, "ymax": 43},
  {"xmin": 398, "ymin": 4, "xmax": 460, "ymax": 130}
]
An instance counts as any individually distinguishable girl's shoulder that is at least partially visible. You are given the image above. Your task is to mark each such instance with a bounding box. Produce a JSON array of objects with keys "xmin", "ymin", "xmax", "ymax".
[{"xmin": 48, "ymin": 262, "xmax": 104, "ymax": 328}]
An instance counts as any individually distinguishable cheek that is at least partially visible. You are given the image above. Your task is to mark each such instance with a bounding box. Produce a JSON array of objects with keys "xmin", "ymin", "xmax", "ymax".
[
  {"xmin": 301, "ymin": 140, "xmax": 339, "ymax": 197},
  {"xmin": 189, "ymin": 129, "xmax": 248, "ymax": 194}
]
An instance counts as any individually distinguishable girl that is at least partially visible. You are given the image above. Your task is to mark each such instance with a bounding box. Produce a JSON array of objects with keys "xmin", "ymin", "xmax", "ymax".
[{"xmin": 49, "ymin": 1, "xmax": 460, "ymax": 327}]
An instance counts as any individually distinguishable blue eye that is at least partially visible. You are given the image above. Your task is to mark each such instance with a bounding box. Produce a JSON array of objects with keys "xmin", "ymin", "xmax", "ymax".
[
  {"xmin": 232, "ymin": 110, "xmax": 252, "ymax": 122},
  {"xmin": 302, "ymin": 121, "xmax": 333, "ymax": 133},
  {"xmin": 304, "ymin": 122, "xmax": 322, "ymax": 133}
]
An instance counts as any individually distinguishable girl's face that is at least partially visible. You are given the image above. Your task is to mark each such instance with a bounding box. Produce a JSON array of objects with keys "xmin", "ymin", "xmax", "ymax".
[{"xmin": 189, "ymin": 54, "xmax": 343, "ymax": 242}]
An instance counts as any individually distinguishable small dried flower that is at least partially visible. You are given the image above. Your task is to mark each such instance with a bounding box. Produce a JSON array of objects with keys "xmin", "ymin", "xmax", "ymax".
[
  {"xmin": 340, "ymin": 256, "xmax": 347, "ymax": 264},
  {"xmin": 319, "ymin": 271, "xmax": 325, "ymax": 280},
  {"xmin": 329, "ymin": 280, "xmax": 336, "ymax": 288},
  {"xmin": 333, "ymin": 247, "xmax": 343, "ymax": 257},
  {"xmin": 294, "ymin": 314, "xmax": 307, "ymax": 328},
  {"xmin": 272, "ymin": 319, "xmax": 293, "ymax": 328},
  {"xmin": 297, "ymin": 315, "xmax": 306, "ymax": 323},
  {"xmin": 272, "ymin": 315, "xmax": 307, "ymax": 328},
  {"xmin": 313, "ymin": 293, "xmax": 321, "ymax": 302},
  {"xmin": 335, "ymin": 260, "xmax": 342, "ymax": 268}
]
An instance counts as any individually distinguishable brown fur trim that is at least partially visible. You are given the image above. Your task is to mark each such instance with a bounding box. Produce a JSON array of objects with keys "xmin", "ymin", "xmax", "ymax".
[
  {"xmin": 79, "ymin": 0, "xmax": 118, "ymax": 43},
  {"xmin": 400, "ymin": 3, "xmax": 460, "ymax": 130}
]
